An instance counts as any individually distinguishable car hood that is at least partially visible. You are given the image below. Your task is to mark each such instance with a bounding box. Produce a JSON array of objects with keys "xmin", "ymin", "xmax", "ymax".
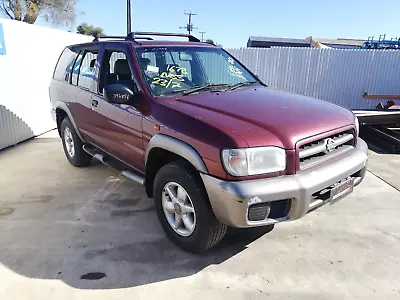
[{"xmin": 168, "ymin": 86, "xmax": 355, "ymax": 149}]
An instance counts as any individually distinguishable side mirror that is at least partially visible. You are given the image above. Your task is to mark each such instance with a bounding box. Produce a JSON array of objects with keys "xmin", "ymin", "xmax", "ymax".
[{"xmin": 103, "ymin": 84, "xmax": 139, "ymax": 106}]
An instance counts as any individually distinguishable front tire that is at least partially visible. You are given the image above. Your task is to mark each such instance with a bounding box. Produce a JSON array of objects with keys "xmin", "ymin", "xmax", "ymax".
[
  {"xmin": 60, "ymin": 117, "xmax": 92, "ymax": 167},
  {"xmin": 154, "ymin": 161, "xmax": 227, "ymax": 253}
]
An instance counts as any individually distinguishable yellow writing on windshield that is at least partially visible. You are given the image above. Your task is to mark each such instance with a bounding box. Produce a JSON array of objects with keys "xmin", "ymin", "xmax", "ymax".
[
  {"xmin": 160, "ymin": 72, "xmax": 185, "ymax": 82},
  {"xmin": 166, "ymin": 64, "xmax": 188, "ymax": 75},
  {"xmin": 151, "ymin": 64, "xmax": 188, "ymax": 89},
  {"xmin": 152, "ymin": 77, "xmax": 182, "ymax": 89}
]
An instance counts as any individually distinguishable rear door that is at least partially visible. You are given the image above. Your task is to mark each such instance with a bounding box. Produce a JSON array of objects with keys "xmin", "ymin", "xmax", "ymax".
[
  {"xmin": 50, "ymin": 45, "xmax": 100, "ymax": 141},
  {"xmin": 69, "ymin": 45, "xmax": 101, "ymax": 141},
  {"xmin": 87, "ymin": 43, "xmax": 145, "ymax": 172}
]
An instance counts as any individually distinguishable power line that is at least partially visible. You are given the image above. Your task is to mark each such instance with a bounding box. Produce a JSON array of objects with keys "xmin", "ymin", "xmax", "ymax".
[
  {"xmin": 179, "ymin": 11, "xmax": 197, "ymax": 35},
  {"xmin": 127, "ymin": 0, "xmax": 131, "ymax": 34}
]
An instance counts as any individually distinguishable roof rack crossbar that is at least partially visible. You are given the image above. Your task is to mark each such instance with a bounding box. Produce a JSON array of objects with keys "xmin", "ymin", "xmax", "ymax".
[
  {"xmin": 92, "ymin": 32, "xmax": 201, "ymax": 43},
  {"xmin": 93, "ymin": 35, "xmax": 125, "ymax": 41},
  {"xmin": 92, "ymin": 35, "xmax": 141, "ymax": 44},
  {"xmin": 130, "ymin": 32, "xmax": 201, "ymax": 42},
  {"xmin": 134, "ymin": 37, "xmax": 154, "ymax": 40}
]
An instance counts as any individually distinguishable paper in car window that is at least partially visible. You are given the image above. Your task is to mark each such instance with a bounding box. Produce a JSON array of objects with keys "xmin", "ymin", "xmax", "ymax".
[{"xmin": 147, "ymin": 65, "xmax": 159, "ymax": 73}]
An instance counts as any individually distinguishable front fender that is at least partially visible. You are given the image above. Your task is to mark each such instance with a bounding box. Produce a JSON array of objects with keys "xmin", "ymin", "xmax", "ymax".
[{"xmin": 145, "ymin": 134, "xmax": 208, "ymax": 173}]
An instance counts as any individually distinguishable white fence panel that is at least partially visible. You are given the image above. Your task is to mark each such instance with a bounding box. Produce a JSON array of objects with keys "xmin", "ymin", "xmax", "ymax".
[
  {"xmin": 226, "ymin": 47, "xmax": 400, "ymax": 110},
  {"xmin": 0, "ymin": 18, "xmax": 91, "ymax": 150}
]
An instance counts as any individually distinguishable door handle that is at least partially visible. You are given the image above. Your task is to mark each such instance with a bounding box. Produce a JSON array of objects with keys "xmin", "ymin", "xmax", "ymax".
[{"xmin": 92, "ymin": 99, "xmax": 99, "ymax": 107}]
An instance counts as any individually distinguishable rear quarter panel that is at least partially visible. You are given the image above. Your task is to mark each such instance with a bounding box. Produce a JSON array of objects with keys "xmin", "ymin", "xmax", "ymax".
[{"xmin": 50, "ymin": 79, "xmax": 94, "ymax": 140}]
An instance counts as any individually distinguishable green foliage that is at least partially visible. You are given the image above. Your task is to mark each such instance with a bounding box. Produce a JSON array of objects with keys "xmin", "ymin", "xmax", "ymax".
[
  {"xmin": 76, "ymin": 22, "xmax": 104, "ymax": 37},
  {"xmin": 205, "ymin": 38, "xmax": 222, "ymax": 47},
  {"xmin": 0, "ymin": 0, "xmax": 77, "ymax": 25}
]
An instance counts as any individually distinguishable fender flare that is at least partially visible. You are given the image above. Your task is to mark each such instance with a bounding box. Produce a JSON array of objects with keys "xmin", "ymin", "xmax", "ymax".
[
  {"xmin": 55, "ymin": 102, "xmax": 85, "ymax": 142},
  {"xmin": 145, "ymin": 134, "xmax": 208, "ymax": 174}
]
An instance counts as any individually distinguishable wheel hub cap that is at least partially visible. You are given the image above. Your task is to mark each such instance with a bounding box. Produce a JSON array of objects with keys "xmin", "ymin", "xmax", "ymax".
[
  {"xmin": 162, "ymin": 182, "xmax": 196, "ymax": 237},
  {"xmin": 174, "ymin": 203, "xmax": 182, "ymax": 214}
]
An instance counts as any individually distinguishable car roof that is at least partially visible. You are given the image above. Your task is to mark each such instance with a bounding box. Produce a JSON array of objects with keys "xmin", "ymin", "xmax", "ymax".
[
  {"xmin": 68, "ymin": 40, "xmax": 217, "ymax": 49},
  {"xmin": 133, "ymin": 40, "xmax": 216, "ymax": 48}
]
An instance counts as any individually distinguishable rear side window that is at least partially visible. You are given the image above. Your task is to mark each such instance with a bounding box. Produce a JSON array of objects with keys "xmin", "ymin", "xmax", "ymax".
[
  {"xmin": 78, "ymin": 51, "xmax": 98, "ymax": 90},
  {"xmin": 71, "ymin": 52, "xmax": 84, "ymax": 85},
  {"xmin": 53, "ymin": 47, "xmax": 78, "ymax": 81}
]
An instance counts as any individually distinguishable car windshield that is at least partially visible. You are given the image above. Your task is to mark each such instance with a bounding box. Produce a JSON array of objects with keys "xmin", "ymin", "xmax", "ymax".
[{"xmin": 135, "ymin": 46, "xmax": 258, "ymax": 97}]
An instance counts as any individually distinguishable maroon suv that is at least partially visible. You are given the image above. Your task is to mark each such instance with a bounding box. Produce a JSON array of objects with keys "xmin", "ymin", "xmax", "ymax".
[{"xmin": 50, "ymin": 32, "xmax": 368, "ymax": 253}]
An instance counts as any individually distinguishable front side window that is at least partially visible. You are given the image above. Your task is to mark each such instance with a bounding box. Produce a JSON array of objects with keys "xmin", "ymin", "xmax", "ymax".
[
  {"xmin": 135, "ymin": 46, "xmax": 257, "ymax": 97},
  {"xmin": 99, "ymin": 50, "xmax": 135, "ymax": 93}
]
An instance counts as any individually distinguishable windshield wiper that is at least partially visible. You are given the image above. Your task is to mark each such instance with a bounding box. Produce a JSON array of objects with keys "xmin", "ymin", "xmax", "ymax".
[
  {"xmin": 229, "ymin": 81, "xmax": 258, "ymax": 91},
  {"xmin": 163, "ymin": 82, "xmax": 257, "ymax": 97},
  {"xmin": 182, "ymin": 83, "xmax": 231, "ymax": 96}
]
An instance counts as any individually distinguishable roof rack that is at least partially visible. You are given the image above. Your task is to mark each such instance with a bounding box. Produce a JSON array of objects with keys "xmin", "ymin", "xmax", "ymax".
[
  {"xmin": 131, "ymin": 32, "xmax": 201, "ymax": 42},
  {"xmin": 135, "ymin": 37, "xmax": 154, "ymax": 40},
  {"xmin": 93, "ymin": 32, "xmax": 201, "ymax": 43},
  {"xmin": 92, "ymin": 35, "xmax": 132, "ymax": 42}
]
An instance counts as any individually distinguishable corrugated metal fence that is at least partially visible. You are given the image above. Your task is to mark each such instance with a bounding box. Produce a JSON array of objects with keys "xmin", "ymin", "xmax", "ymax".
[
  {"xmin": 226, "ymin": 47, "xmax": 400, "ymax": 110},
  {"xmin": 0, "ymin": 105, "xmax": 34, "ymax": 150}
]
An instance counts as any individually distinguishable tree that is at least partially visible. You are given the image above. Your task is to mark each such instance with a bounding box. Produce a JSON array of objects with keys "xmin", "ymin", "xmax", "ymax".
[
  {"xmin": 205, "ymin": 38, "xmax": 222, "ymax": 47},
  {"xmin": 0, "ymin": 0, "xmax": 77, "ymax": 25},
  {"xmin": 77, "ymin": 22, "xmax": 104, "ymax": 37}
]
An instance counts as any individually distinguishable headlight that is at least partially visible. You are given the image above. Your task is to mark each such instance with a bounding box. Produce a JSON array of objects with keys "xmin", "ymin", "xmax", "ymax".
[
  {"xmin": 355, "ymin": 116, "xmax": 360, "ymax": 136},
  {"xmin": 222, "ymin": 147, "xmax": 286, "ymax": 176}
]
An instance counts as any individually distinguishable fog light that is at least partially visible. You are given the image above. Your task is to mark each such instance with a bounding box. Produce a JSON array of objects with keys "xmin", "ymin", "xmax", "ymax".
[{"xmin": 248, "ymin": 203, "xmax": 271, "ymax": 221}]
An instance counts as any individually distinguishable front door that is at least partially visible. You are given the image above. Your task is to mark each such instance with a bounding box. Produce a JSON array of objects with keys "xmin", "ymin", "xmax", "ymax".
[{"xmin": 87, "ymin": 44, "xmax": 145, "ymax": 173}]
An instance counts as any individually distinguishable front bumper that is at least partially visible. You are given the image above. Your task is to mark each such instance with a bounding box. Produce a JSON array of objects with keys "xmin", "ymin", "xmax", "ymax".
[{"xmin": 201, "ymin": 138, "xmax": 368, "ymax": 228}]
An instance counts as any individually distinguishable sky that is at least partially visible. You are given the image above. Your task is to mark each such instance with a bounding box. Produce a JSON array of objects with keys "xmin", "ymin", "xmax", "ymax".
[{"xmin": 36, "ymin": 0, "xmax": 400, "ymax": 48}]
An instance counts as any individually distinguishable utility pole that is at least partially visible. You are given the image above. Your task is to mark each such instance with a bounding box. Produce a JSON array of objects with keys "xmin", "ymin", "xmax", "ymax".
[
  {"xmin": 199, "ymin": 31, "xmax": 207, "ymax": 42},
  {"xmin": 179, "ymin": 11, "xmax": 197, "ymax": 35},
  {"xmin": 127, "ymin": 0, "xmax": 132, "ymax": 34}
]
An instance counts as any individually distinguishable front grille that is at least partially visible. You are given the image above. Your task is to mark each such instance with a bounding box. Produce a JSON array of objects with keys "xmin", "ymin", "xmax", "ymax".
[
  {"xmin": 248, "ymin": 199, "xmax": 292, "ymax": 222},
  {"xmin": 299, "ymin": 129, "xmax": 355, "ymax": 170}
]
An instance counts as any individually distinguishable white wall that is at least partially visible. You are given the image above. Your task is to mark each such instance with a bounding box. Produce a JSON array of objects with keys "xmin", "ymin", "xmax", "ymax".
[{"xmin": 0, "ymin": 18, "xmax": 91, "ymax": 149}]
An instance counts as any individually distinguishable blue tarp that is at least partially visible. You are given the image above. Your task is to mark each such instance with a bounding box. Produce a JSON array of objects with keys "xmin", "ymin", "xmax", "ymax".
[{"xmin": 0, "ymin": 23, "xmax": 6, "ymax": 55}]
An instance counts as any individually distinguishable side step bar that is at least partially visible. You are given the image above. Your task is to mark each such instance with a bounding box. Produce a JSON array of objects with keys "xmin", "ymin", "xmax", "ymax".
[
  {"xmin": 121, "ymin": 171, "xmax": 145, "ymax": 185},
  {"xmin": 83, "ymin": 145, "xmax": 145, "ymax": 185}
]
